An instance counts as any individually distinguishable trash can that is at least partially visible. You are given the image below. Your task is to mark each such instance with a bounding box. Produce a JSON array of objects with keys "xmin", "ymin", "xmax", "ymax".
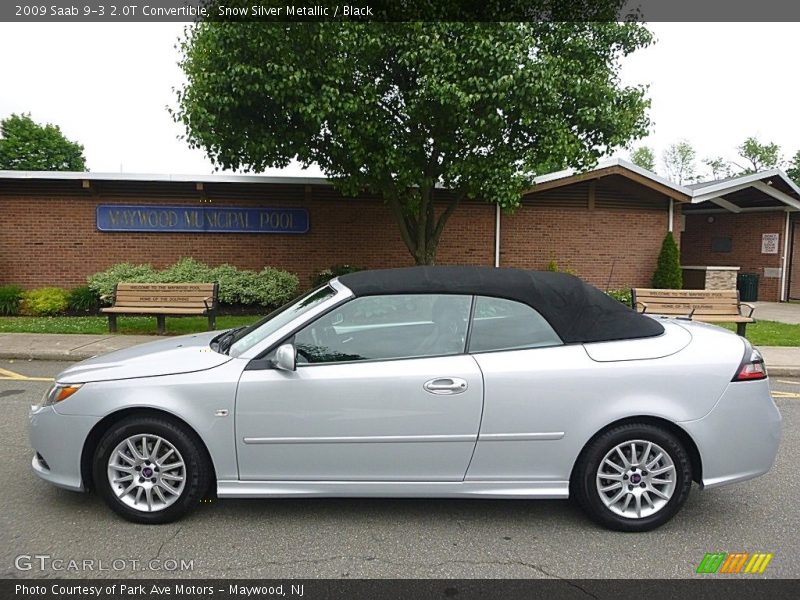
[{"xmin": 737, "ymin": 272, "xmax": 759, "ymax": 302}]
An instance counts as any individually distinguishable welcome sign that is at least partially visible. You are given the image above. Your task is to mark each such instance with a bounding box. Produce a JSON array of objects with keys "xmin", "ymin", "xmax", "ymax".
[{"xmin": 96, "ymin": 205, "xmax": 309, "ymax": 234}]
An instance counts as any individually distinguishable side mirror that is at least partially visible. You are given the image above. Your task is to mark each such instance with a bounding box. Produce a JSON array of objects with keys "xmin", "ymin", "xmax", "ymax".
[{"xmin": 274, "ymin": 343, "xmax": 297, "ymax": 372}]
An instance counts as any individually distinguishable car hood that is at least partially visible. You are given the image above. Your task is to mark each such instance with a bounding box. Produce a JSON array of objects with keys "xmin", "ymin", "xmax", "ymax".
[{"xmin": 56, "ymin": 331, "xmax": 232, "ymax": 384}]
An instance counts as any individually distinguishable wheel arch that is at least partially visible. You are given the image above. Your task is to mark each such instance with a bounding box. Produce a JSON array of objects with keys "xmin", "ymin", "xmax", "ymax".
[
  {"xmin": 569, "ymin": 415, "xmax": 703, "ymax": 488},
  {"xmin": 80, "ymin": 407, "xmax": 217, "ymax": 492}
]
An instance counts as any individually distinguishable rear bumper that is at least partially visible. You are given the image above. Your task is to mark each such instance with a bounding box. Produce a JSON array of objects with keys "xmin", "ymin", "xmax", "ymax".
[{"xmin": 679, "ymin": 378, "xmax": 781, "ymax": 489}]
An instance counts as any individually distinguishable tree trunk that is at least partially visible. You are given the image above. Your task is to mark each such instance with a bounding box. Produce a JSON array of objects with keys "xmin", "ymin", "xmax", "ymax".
[{"xmin": 386, "ymin": 192, "xmax": 462, "ymax": 266}]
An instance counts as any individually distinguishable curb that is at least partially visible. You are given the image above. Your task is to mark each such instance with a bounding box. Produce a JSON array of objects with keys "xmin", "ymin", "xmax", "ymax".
[{"xmin": 768, "ymin": 366, "xmax": 800, "ymax": 378}]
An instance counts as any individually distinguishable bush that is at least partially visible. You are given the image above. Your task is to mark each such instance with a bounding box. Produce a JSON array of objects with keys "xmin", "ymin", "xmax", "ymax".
[
  {"xmin": 87, "ymin": 259, "xmax": 299, "ymax": 309},
  {"xmin": 23, "ymin": 287, "xmax": 69, "ymax": 316},
  {"xmin": 157, "ymin": 257, "xmax": 214, "ymax": 284},
  {"xmin": 0, "ymin": 285, "xmax": 24, "ymax": 316},
  {"xmin": 652, "ymin": 232, "xmax": 682, "ymax": 289},
  {"xmin": 87, "ymin": 263, "xmax": 159, "ymax": 302},
  {"xmin": 68, "ymin": 285, "xmax": 100, "ymax": 313},
  {"xmin": 311, "ymin": 264, "xmax": 363, "ymax": 287},
  {"xmin": 545, "ymin": 259, "xmax": 577, "ymax": 276},
  {"xmin": 606, "ymin": 289, "xmax": 632, "ymax": 306}
]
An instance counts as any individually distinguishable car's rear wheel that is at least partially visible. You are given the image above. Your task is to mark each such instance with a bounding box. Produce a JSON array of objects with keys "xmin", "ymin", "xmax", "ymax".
[
  {"xmin": 92, "ymin": 416, "xmax": 210, "ymax": 524},
  {"xmin": 572, "ymin": 423, "xmax": 692, "ymax": 532}
]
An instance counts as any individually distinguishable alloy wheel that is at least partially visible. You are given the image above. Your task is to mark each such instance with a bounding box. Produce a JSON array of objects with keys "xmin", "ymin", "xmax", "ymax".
[{"xmin": 595, "ymin": 439, "xmax": 676, "ymax": 519}]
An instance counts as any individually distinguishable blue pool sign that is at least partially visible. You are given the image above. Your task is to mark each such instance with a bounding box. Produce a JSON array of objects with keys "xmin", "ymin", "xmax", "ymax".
[{"xmin": 96, "ymin": 205, "xmax": 309, "ymax": 234}]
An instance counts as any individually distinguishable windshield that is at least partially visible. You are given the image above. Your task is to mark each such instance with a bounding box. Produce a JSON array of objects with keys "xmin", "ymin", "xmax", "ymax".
[{"xmin": 227, "ymin": 285, "xmax": 337, "ymax": 357}]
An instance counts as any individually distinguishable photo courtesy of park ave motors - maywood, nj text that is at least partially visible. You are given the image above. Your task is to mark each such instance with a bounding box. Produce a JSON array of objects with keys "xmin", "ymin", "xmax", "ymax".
[{"xmin": 2, "ymin": 1, "xmax": 800, "ymax": 597}]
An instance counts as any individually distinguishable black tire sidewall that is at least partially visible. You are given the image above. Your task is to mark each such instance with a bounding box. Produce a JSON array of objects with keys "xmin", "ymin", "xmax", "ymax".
[
  {"xmin": 92, "ymin": 416, "xmax": 208, "ymax": 524},
  {"xmin": 575, "ymin": 423, "xmax": 692, "ymax": 532}
]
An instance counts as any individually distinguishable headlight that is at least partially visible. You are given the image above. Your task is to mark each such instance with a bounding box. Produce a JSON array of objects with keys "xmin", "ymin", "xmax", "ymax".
[{"xmin": 38, "ymin": 383, "xmax": 83, "ymax": 408}]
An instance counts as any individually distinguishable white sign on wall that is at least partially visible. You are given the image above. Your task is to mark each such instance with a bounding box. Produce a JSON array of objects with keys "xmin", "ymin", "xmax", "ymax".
[{"xmin": 761, "ymin": 233, "xmax": 779, "ymax": 254}]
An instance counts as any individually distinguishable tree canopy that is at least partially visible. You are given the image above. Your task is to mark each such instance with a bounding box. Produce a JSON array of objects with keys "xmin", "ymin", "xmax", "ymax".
[
  {"xmin": 175, "ymin": 17, "xmax": 653, "ymax": 264},
  {"xmin": 0, "ymin": 113, "xmax": 87, "ymax": 171},
  {"xmin": 662, "ymin": 140, "xmax": 696, "ymax": 185},
  {"xmin": 735, "ymin": 137, "xmax": 782, "ymax": 173},
  {"xmin": 629, "ymin": 146, "xmax": 656, "ymax": 172}
]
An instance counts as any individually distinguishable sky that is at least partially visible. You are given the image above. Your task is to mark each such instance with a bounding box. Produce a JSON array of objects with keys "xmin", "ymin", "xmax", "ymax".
[{"xmin": 0, "ymin": 22, "xmax": 798, "ymax": 179}]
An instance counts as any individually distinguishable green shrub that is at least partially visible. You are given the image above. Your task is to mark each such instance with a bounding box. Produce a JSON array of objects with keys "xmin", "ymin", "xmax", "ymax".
[
  {"xmin": 157, "ymin": 257, "xmax": 214, "ymax": 284},
  {"xmin": 212, "ymin": 265, "xmax": 298, "ymax": 307},
  {"xmin": 23, "ymin": 287, "xmax": 69, "ymax": 316},
  {"xmin": 87, "ymin": 263, "xmax": 159, "ymax": 302},
  {"xmin": 606, "ymin": 289, "xmax": 633, "ymax": 306},
  {"xmin": 68, "ymin": 286, "xmax": 100, "ymax": 313},
  {"xmin": 545, "ymin": 259, "xmax": 577, "ymax": 276},
  {"xmin": 0, "ymin": 285, "xmax": 24, "ymax": 316},
  {"xmin": 87, "ymin": 259, "xmax": 299, "ymax": 309},
  {"xmin": 652, "ymin": 232, "xmax": 682, "ymax": 289},
  {"xmin": 311, "ymin": 264, "xmax": 363, "ymax": 287}
]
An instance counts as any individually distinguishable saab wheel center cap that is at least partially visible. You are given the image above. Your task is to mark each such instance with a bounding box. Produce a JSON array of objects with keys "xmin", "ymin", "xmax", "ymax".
[
  {"xmin": 142, "ymin": 467, "xmax": 154, "ymax": 478},
  {"xmin": 630, "ymin": 473, "xmax": 642, "ymax": 484}
]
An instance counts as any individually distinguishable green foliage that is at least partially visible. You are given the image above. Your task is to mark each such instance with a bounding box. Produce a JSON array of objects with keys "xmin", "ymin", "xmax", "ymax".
[
  {"xmin": 786, "ymin": 150, "xmax": 800, "ymax": 185},
  {"xmin": 23, "ymin": 287, "xmax": 70, "ymax": 316},
  {"xmin": 311, "ymin": 264, "xmax": 364, "ymax": 287},
  {"xmin": 606, "ymin": 289, "xmax": 633, "ymax": 305},
  {"xmin": 175, "ymin": 16, "xmax": 652, "ymax": 264},
  {"xmin": 652, "ymin": 232, "xmax": 682, "ymax": 289},
  {"xmin": 546, "ymin": 259, "xmax": 577, "ymax": 276},
  {"xmin": 68, "ymin": 286, "xmax": 100, "ymax": 313},
  {"xmin": 736, "ymin": 137, "xmax": 781, "ymax": 173},
  {"xmin": 629, "ymin": 146, "xmax": 656, "ymax": 172},
  {"xmin": 157, "ymin": 257, "xmax": 214, "ymax": 284},
  {"xmin": 87, "ymin": 259, "xmax": 298, "ymax": 308},
  {"xmin": 212, "ymin": 265, "xmax": 298, "ymax": 307},
  {"xmin": 87, "ymin": 263, "xmax": 160, "ymax": 301},
  {"xmin": 0, "ymin": 285, "xmax": 24, "ymax": 316},
  {"xmin": 662, "ymin": 140, "xmax": 696, "ymax": 184},
  {"xmin": 0, "ymin": 113, "xmax": 87, "ymax": 171},
  {"xmin": 702, "ymin": 156, "xmax": 731, "ymax": 180}
]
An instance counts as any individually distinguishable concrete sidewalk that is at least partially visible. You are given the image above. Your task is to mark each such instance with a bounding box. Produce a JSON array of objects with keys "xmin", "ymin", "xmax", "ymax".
[
  {"xmin": 0, "ymin": 333, "xmax": 155, "ymax": 361},
  {"xmin": 0, "ymin": 332, "xmax": 798, "ymax": 376}
]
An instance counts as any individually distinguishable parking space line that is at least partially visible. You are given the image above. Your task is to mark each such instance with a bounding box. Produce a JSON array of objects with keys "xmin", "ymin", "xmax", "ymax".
[
  {"xmin": 0, "ymin": 367, "xmax": 54, "ymax": 382},
  {"xmin": 772, "ymin": 391, "xmax": 800, "ymax": 399},
  {"xmin": 776, "ymin": 380, "xmax": 800, "ymax": 385}
]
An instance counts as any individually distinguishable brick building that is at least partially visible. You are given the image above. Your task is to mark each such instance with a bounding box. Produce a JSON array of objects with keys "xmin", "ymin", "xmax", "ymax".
[{"xmin": 1, "ymin": 159, "xmax": 797, "ymax": 301}]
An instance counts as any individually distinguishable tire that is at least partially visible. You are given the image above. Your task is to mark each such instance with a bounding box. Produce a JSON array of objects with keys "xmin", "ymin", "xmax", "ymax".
[
  {"xmin": 571, "ymin": 423, "xmax": 692, "ymax": 532},
  {"xmin": 92, "ymin": 415, "xmax": 211, "ymax": 524}
]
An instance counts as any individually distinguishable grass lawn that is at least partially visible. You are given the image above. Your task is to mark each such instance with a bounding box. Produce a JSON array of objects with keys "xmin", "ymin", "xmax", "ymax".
[
  {"xmin": 0, "ymin": 315, "xmax": 798, "ymax": 346},
  {"xmin": 0, "ymin": 315, "xmax": 259, "ymax": 336}
]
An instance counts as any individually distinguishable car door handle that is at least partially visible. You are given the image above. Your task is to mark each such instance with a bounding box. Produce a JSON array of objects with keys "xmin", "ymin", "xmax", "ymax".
[{"xmin": 424, "ymin": 377, "xmax": 468, "ymax": 395}]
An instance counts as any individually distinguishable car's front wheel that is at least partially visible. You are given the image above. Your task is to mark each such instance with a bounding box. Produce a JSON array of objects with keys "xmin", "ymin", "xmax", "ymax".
[
  {"xmin": 92, "ymin": 415, "xmax": 210, "ymax": 524},
  {"xmin": 572, "ymin": 423, "xmax": 692, "ymax": 532}
]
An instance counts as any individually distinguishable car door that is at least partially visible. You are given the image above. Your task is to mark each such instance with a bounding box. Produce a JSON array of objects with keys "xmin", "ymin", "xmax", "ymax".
[{"xmin": 235, "ymin": 293, "xmax": 483, "ymax": 481}]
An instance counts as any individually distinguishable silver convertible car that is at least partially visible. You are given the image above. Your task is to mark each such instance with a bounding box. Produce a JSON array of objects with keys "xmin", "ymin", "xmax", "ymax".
[{"xmin": 30, "ymin": 267, "xmax": 781, "ymax": 531}]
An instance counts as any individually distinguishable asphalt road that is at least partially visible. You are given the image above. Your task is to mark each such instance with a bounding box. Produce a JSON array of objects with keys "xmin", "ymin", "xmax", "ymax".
[{"xmin": 1, "ymin": 359, "xmax": 799, "ymax": 579}]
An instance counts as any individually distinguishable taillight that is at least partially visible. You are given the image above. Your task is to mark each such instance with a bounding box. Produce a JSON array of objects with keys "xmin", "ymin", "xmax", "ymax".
[{"xmin": 732, "ymin": 342, "xmax": 767, "ymax": 382}]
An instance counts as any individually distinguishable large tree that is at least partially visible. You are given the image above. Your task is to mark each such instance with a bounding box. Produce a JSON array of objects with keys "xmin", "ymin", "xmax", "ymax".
[
  {"xmin": 787, "ymin": 150, "xmax": 800, "ymax": 186},
  {"xmin": 662, "ymin": 140, "xmax": 697, "ymax": 185},
  {"xmin": 630, "ymin": 146, "xmax": 656, "ymax": 172},
  {"xmin": 0, "ymin": 113, "xmax": 86, "ymax": 171},
  {"xmin": 175, "ymin": 16, "xmax": 652, "ymax": 264},
  {"xmin": 734, "ymin": 136, "xmax": 781, "ymax": 173}
]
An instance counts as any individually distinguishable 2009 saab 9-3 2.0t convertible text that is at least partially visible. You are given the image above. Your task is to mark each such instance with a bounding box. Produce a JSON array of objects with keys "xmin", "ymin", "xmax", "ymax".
[{"xmin": 29, "ymin": 266, "xmax": 781, "ymax": 531}]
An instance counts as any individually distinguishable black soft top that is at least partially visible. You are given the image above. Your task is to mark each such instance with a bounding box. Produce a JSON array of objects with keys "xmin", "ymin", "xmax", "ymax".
[{"xmin": 338, "ymin": 266, "xmax": 664, "ymax": 344}]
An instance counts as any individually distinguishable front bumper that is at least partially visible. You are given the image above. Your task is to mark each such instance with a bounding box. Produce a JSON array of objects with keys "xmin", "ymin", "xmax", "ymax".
[
  {"xmin": 28, "ymin": 405, "xmax": 101, "ymax": 492},
  {"xmin": 680, "ymin": 378, "xmax": 782, "ymax": 489}
]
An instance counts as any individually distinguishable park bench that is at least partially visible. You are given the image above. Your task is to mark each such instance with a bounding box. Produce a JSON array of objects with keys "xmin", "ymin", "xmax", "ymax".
[
  {"xmin": 631, "ymin": 288, "xmax": 755, "ymax": 336},
  {"xmin": 100, "ymin": 282, "xmax": 218, "ymax": 334}
]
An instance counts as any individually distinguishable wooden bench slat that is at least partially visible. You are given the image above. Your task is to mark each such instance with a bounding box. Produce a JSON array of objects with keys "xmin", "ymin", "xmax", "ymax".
[
  {"xmin": 632, "ymin": 287, "xmax": 753, "ymax": 336},
  {"xmin": 102, "ymin": 307, "xmax": 208, "ymax": 315},
  {"xmin": 105, "ymin": 281, "xmax": 218, "ymax": 334}
]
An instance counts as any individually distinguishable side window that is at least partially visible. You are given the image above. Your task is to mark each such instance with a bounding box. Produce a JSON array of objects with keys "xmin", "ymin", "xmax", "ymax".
[
  {"xmin": 294, "ymin": 294, "xmax": 472, "ymax": 364},
  {"xmin": 469, "ymin": 296, "xmax": 562, "ymax": 353}
]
